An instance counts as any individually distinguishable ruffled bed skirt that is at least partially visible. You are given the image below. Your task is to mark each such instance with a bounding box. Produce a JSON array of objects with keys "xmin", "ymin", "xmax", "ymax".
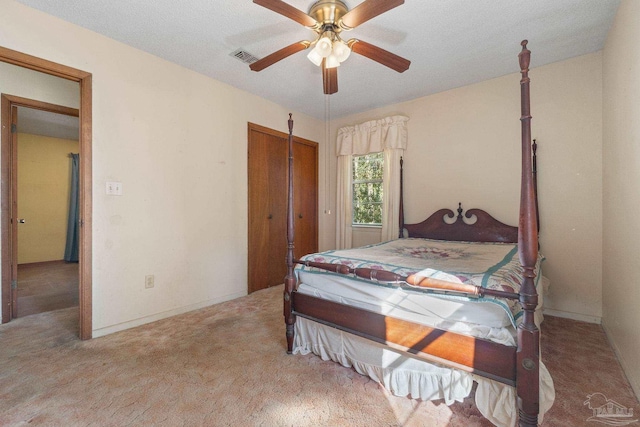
[{"xmin": 293, "ymin": 317, "xmax": 555, "ymax": 427}]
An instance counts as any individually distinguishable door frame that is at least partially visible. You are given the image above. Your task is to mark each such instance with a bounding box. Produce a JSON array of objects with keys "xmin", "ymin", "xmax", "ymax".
[
  {"xmin": 3, "ymin": 95, "xmax": 79, "ymax": 318},
  {"xmin": 0, "ymin": 46, "xmax": 93, "ymax": 340}
]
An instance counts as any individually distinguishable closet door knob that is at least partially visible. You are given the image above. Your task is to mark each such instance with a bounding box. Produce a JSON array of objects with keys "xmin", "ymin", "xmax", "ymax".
[
  {"xmin": 298, "ymin": 213, "xmax": 303, "ymax": 219},
  {"xmin": 18, "ymin": 219, "xmax": 25, "ymax": 224},
  {"xmin": 268, "ymin": 214, "xmax": 273, "ymax": 219}
]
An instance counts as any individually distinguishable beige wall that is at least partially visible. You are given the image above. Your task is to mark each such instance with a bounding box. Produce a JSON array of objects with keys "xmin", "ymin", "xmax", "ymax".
[
  {"xmin": 330, "ymin": 52, "xmax": 604, "ymax": 323},
  {"xmin": 0, "ymin": 61, "xmax": 79, "ymax": 107},
  {"xmin": 602, "ymin": 0, "xmax": 640, "ymax": 399},
  {"xmin": 0, "ymin": 0, "xmax": 325, "ymax": 334},
  {"xmin": 17, "ymin": 133, "xmax": 79, "ymax": 264},
  {"xmin": 351, "ymin": 226, "xmax": 383, "ymax": 248}
]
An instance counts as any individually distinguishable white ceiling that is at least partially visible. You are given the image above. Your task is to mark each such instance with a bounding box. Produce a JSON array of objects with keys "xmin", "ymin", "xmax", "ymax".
[
  {"xmin": 15, "ymin": 0, "xmax": 620, "ymax": 119},
  {"xmin": 17, "ymin": 107, "xmax": 79, "ymax": 141}
]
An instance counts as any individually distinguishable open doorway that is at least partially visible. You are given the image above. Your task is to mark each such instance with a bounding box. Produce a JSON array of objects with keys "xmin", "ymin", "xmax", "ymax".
[
  {"xmin": 0, "ymin": 46, "xmax": 93, "ymax": 339},
  {"xmin": 14, "ymin": 105, "xmax": 80, "ymax": 318}
]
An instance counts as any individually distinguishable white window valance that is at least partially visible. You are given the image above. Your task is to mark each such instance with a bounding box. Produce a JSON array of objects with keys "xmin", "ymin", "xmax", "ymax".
[{"xmin": 337, "ymin": 115, "xmax": 409, "ymax": 156}]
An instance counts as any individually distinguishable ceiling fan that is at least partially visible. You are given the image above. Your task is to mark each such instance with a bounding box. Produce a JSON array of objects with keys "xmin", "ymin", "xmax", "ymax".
[{"xmin": 250, "ymin": 0, "xmax": 411, "ymax": 95}]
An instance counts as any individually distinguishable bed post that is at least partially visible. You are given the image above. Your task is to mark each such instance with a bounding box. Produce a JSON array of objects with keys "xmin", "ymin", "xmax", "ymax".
[
  {"xmin": 284, "ymin": 113, "xmax": 296, "ymax": 354},
  {"xmin": 399, "ymin": 156, "xmax": 404, "ymax": 238},
  {"xmin": 516, "ymin": 40, "xmax": 540, "ymax": 427},
  {"xmin": 533, "ymin": 139, "xmax": 540, "ymax": 233}
]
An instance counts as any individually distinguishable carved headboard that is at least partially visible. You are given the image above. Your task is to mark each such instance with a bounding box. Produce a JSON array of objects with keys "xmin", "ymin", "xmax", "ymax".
[
  {"xmin": 397, "ymin": 139, "xmax": 539, "ymax": 244},
  {"xmin": 403, "ymin": 202, "xmax": 518, "ymax": 243}
]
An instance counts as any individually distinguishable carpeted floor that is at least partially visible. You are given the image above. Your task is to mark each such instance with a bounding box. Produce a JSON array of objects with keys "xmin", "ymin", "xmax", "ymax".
[{"xmin": 0, "ymin": 286, "xmax": 637, "ymax": 426}]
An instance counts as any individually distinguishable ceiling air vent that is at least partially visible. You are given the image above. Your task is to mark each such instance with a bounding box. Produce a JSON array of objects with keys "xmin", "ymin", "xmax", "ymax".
[{"xmin": 230, "ymin": 49, "xmax": 259, "ymax": 65}]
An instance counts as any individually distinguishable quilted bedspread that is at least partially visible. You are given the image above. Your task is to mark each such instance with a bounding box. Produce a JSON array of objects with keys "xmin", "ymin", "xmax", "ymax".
[{"xmin": 296, "ymin": 238, "xmax": 544, "ymax": 327}]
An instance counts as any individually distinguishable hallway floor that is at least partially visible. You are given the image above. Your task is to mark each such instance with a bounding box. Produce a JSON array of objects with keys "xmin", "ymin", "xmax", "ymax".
[{"xmin": 16, "ymin": 261, "xmax": 78, "ymax": 317}]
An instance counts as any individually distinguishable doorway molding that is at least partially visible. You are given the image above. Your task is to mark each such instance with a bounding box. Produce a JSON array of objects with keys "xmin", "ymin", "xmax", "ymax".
[{"xmin": 0, "ymin": 46, "xmax": 92, "ymax": 339}]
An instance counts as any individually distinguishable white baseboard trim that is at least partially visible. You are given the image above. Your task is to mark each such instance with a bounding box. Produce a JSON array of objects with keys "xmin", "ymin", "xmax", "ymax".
[
  {"xmin": 92, "ymin": 291, "xmax": 246, "ymax": 338},
  {"xmin": 602, "ymin": 320, "xmax": 640, "ymax": 402},
  {"xmin": 543, "ymin": 308, "xmax": 602, "ymax": 324}
]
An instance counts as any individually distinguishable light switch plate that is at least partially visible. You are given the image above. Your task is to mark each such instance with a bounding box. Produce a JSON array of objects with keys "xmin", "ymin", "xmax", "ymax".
[{"xmin": 106, "ymin": 181, "xmax": 122, "ymax": 195}]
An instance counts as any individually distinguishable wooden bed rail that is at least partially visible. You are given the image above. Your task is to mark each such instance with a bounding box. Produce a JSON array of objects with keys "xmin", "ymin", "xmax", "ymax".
[
  {"xmin": 292, "ymin": 292, "xmax": 518, "ymax": 386},
  {"xmin": 295, "ymin": 259, "xmax": 520, "ymax": 301}
]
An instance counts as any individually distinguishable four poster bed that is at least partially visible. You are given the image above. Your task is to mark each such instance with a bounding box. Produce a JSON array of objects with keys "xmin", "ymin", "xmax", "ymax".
[{"xmin": 282, "ymin": 41, "xmax": 552, "ymax": 426}]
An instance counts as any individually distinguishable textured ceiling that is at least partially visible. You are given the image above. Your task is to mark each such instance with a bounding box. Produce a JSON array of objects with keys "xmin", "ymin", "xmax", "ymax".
[
  {"xmin": 15, "ymin": 0, "xmax": 620, "ymax": 119},
  {"xmin": 17, "ymin": 107, "xmax": 79, "ymax": 141}
]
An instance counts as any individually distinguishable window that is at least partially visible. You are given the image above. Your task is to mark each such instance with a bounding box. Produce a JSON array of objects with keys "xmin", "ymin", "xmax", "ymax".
[{"xmin": 352, "ymin": 152, "xmax": 383, "ymax": 226}]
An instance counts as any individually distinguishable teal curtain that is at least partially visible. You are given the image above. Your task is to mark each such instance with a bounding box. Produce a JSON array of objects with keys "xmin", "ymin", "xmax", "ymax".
[{"xmin": 64, "ymin": 153, "xmax": 79, "ymax": 262}]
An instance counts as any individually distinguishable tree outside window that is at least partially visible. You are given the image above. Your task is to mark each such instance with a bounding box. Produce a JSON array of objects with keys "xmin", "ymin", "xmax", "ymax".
[{"xmin": 352, "ymin": 152, "xmax": 383, "ymax": 225}]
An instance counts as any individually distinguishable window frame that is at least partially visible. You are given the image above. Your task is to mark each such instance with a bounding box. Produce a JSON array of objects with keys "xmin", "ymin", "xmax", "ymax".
[{"xmin": 351, "ymin": 152, "xmax": 384, "ymax": 227}]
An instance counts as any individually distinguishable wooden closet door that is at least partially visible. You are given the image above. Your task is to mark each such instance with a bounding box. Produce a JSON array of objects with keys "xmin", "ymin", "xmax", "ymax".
[
  {"xmin": 248, "ymin": 127, "xmax": 287, "ymax": 294},
  {"xmin": 248, "ymin": 124, "xmax": 318, "ymax": 294},
  {"xmin": 293, "ymin": 141, "xmax": 318, "ymax": 259}
]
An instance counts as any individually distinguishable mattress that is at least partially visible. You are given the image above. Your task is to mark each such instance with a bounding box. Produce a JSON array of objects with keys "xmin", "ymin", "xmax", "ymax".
[{"xmin": 299, "ymin": 273, "xmax": 511, "ymax": 329}]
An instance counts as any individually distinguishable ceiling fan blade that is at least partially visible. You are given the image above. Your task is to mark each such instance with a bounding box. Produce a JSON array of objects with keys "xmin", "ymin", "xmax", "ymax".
[
  {"xmin": 339, "ymin": 0, "xmax": 404, "ymax": 30},
  {"xmin": 348, "ymin": 39, "xmax": 410, "ymax": 73},
  {"xmin": 322, "ymin": 60, "xmax": 338, "ymax": 95},
  {"xmin": 253, "ymin": 0, "xmax": 318, "ymax": 28},
  {"xmin": 250, "ymin": 41, "xmax": 310, "ymax": 72}
]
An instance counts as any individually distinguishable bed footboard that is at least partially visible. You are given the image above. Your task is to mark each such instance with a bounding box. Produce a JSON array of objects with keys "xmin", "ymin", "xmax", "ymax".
[{"xmin": 292, "ymin": 291, "xmax": 517, "ymax": 386}]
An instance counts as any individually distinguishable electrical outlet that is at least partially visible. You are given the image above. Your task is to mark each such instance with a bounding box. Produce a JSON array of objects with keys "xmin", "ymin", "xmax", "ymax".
[{"xmin": 145, "ymin": 275, "xmax": 154, "ymax": 289}]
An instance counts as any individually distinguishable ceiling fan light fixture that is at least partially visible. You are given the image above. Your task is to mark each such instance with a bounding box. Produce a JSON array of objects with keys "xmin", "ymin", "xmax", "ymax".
[
  {"xmin": 307, "ymin": 48, "xmax": 324, "ymax": 66},
  {"xmin": 315, "ymin": 35, "xmax": 333, "ymax": 57},
  {"xmin": 325, "ymin": 53, "xmax": 340, "ymax": 68},
  {"xmin": 332, "ymin": 39, "xmax": 351, "ymax": 63},
  {"xmin": 251, "ymin": 0, "xmax": 410, "ymax": 94}
]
